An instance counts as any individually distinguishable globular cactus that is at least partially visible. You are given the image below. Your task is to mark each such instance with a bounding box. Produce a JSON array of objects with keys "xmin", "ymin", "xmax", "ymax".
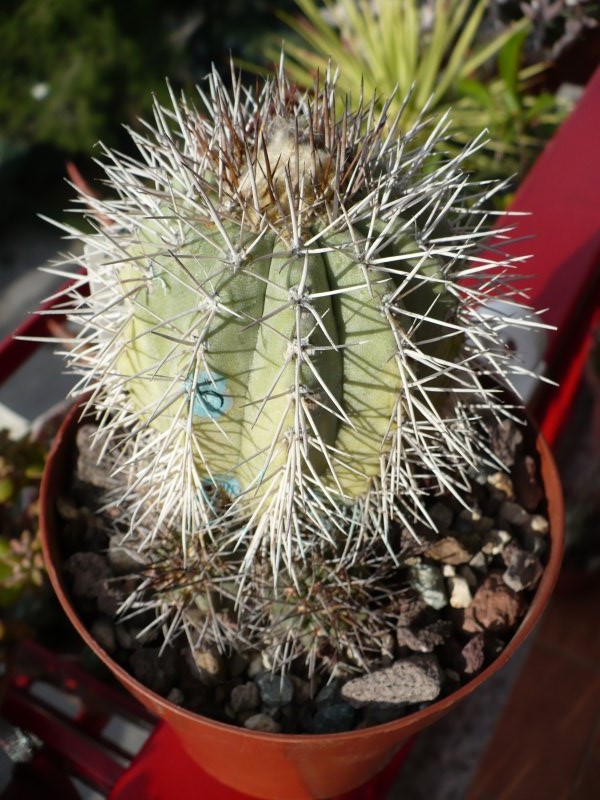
[{"xmin": 50, "ymin": 60, "xmax": 540, "ymax": 675}]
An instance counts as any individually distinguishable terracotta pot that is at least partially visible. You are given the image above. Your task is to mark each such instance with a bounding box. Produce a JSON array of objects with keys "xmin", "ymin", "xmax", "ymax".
[{"xmin": 39, "ymin": 402, "xmax": 564, "ymax": 800}]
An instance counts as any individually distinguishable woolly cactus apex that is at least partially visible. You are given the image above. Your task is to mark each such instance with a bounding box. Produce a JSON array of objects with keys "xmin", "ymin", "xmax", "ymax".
[{"xmin": 50, "ymin": 59, "xmax": 540, "ymax": 602}]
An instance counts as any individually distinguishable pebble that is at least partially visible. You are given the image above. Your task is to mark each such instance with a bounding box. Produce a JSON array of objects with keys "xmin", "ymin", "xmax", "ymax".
[
  {"xmin": 192, "ymin": 648, "xmax": 227, "ymax": 685},
  {"xmin": 107, "ymin": 535, "xmax": 146, "ymax": 575},
  {"xmin": 396, "ymin": 590, "xmax": 429, "ymax": 624},
  {"xmin": 75, "ymin": 426, "xmax": 116, "ymax": 490},
  {"xmin": 115, "ymin": 623, "xmax": 135, "ymax": 650},
  {"xmin": 485, "ymin": 637, "xmax": 506, "ymax": 661},
  {"xmin": 428, "ymin": 502, "xmax": 454, "ymax": 532},
  {"xmin": 399, "ymin": 526, "xmax": 435, "ymax": 558},
  {"xmin": 409, "ymin": 563, "xmax": 448, "ymax": 609},
  {"xmin": 499, "ymin": 500, "xmax": 529, "ymax": 527},
  {"xmin": 454, "ymin": 509, "xmax": 478, "ymax": 535},
  {"xmin": 445, "ymin": 668, "xmax": 461, "ymax": 683},
  {"xmin": 256, "ymin": 673, "xmax": 294, "ymax": 707},
  {"xmin": 243, "ymin": 713, "xmax": 282, "ymax": 733},
  {"xmin": 358, "ymin": 705, "xmax": 407, "ymax": 728},
  {"xmin": 247, "ymin": 652, "xmax": 265, "ymax": 679},
  {"xmin": 468, "ymin": 551, "xmax": 488, "ymax": 572},
  {"xmin": 502, "ymin": 544, "xmax": 543, "ymax": 591},
  {"xmin": 64, "ymin": 552, "xmax": 110, "ymax": 599},
  {"xmin": 97, "ymin": 578, "xmax": 133, "ymax": 617},
  {"xmin": 491, "ymin": 420, "xmax": 523, "ymax": 466},
  {"xmin": 481, "ymin": 528, "xmax": 512, "ymax": 556},
  {"xmin": 461, "ymin": 635, "xmax": 485, "ymax": 675},
  {"xmin": 90, "ymin": 617, "xmax": 116, "ymax": 653},
  {"xmin": 513, "ymin": 455, "xmax": 544, "ymax": 511},
  {"xmin": 487, "ymin": 471, "xmax": 515, "ymax": 499},
  {"xmin": 523, "ymin": 530, "xmax": 548, "ymax": 558},
  {"xmin": 56, "ymin": 495, "xmax": 85, "ymax": 522},
  {"xmin": 167, "ymin": 688, "xmax": 184, "ymax": 705},
  {"xmin": 458, "ymin": 565, "xmax": 478, "ymax": 588},
  {"xmin": 456, "ymin": 508, "xmax": 493, "ymax": 535},
  {"xmin": 397, "ymin": 620, "xmax": 451, "ymax": 653},
  {"xmin": 228, "ymin": 650, "xmax": 250, "ymax": 679},
  {"xmin": 341, "ymin": 655, "xmax": 442, "ymax": 709},
  {"xmin": 289, "ymin": 675, "xmax": 315, "ymax": 705},
  {"xmin": 425, "ymin": 535, "xmax": 473, "ymax": 565},
  {"xmin": 315, "ymin": 681, "xmax": 339, "ymax": 705},
  {"xmin": 447, "ymin": 575, "xmax": 472, "ymax": 609},
  {"xmin": 380, "ymin": 632, "xmax": 395, "ymax": 662},
  {"xmin": 127, "ymin": 621, "xmax": 159, "ymax": 647},
  {"xmin": 130, "ymin": 647, "xmax": 176, "ymax": 695},
  {"xmin": 461, "ymin": 572, "xmax": 526, "ymax": 634},
  {"xmin": 230, "ymin": 682, "xmax": 260, "ymax": 714},
  {"xmin": 313, "ymin": 702, "xmax": 356, "ymax": 734},
  {"xmin": 474, "ymin": 516, "xmax": 494, "ymax": 535},
  {"xmin": 525, "ymin": 514, "xmax": 550, "ymax": 536}
]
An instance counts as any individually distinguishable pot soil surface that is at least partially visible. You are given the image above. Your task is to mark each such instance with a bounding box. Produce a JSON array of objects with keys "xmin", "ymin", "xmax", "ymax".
[{"xmin": 55, "ymin": 416, "xmax": 551, "ymax": 736}]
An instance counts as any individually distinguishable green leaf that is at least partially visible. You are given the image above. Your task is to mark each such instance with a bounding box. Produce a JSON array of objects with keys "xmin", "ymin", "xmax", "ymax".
[
  {"xmin": 456, "ymin": 78, "xmax": 493, "ymax": 110},
  {"xmin": 415, "ymin": 0, "xmax": 454, "ymax": 108},
  {"xmin": 0, "ymin": 477, "xmax": 15, "ymax": 503},
  {"xmin": 431, "ymin": 0, "xmax": 488, "ymax": 106},
  {"xmin": 498, "ymin": 27, "xmax": 529, "ymax": 102},
  {"xmin": 461, "ymin": 16, "xmax": 530, "ymax": 77},
  {"xmin": 524, "ymin": 92, "xmax": 564, "ymax": 124},
  {"xmin": 257, "ymin": 0, "xmax": 562, "ymax": 186}
]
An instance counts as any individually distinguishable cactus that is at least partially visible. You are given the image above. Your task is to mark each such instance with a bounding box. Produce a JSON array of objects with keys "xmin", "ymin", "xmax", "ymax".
[{"xmin": 48, "ymin": 60, "xmax": 541, "ymax": 676}]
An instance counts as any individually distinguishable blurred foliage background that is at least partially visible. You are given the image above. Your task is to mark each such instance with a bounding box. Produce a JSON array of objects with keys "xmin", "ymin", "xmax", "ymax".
[
  {"xmin": 0, "ymin": 0, "xmax": 295, "ymax": 226},
  {"xmin": 0, "ymin": 0, "xmax": 597, "ymax": 226}
]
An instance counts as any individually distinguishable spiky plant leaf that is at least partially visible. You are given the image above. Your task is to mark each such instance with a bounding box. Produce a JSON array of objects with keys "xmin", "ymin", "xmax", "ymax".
[{"xmin": 250, "ymin": 0, "xmax": 566, "ymax": 185}]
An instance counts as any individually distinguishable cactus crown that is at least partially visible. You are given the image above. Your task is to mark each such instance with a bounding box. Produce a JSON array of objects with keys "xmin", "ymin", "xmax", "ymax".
[{"xmin": 49, "ymin": 60, "xmax": 541, "ymax": 675}]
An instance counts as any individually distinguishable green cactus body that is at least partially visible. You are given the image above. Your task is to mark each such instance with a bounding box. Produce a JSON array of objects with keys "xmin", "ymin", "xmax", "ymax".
[
  {"xmin": 117, "ymin": 227, "xmax": 273, "ymax": 487},
  {"xmin": 116, "ymin": 222, "xmax": 413, "ymax": 506}
]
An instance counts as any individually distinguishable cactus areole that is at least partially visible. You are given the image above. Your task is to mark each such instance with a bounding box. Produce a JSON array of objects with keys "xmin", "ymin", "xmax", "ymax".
[{"xmin": 53, "ymin": 60, "xmax": 543, "ymax": 674}]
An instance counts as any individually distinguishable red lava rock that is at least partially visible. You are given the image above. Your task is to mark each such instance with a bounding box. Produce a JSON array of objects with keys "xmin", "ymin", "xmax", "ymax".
[
  {"xmin": 395, "ymin": 590, "xmax": 430, "ymax": 624},
  {"xmin": 460, "ymin": 572, "xmax": 526, "ymax": 634},
  {"xmin": 397, "ymin": 620, "xmax": 452, "ymax": 653},
  {"xmin": 461, "ymin": 634, "xmax": 485, "ymax": 675}
]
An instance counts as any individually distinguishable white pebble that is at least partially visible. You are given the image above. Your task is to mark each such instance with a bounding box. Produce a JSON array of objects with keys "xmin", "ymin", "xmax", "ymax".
[
  {"xmin": 527, "ymin": 514, "xmax": 550, "ymax": 536},
  {"xmin": 448, "ymin": 575, "xmax": 472, "ymax": 609}
]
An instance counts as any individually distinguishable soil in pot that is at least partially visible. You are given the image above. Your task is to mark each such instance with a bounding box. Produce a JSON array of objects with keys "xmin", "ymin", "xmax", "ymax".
[{"xmin": 51, "ymin": 411, "xmax": 556, "ymax": 736}]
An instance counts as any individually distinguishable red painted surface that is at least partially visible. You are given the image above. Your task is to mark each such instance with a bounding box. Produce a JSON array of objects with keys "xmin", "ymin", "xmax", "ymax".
[
  {"xmin": 0, "ymin": 273, "xmax": 85, "ymax": 388},
  {"xmin": 498, "ymin": 67, "xmax": 600, "ymax": 439}
]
